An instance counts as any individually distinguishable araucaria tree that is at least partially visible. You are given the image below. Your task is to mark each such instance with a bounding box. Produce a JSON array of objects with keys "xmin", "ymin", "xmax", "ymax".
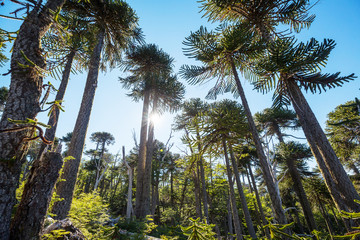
[
  {"xmin": 253, "ymin": 37, "xmax": 360, "ymax": 213},
  {"xmin": 0, "ymin": 1, "xmax": 66, "ymax": 238},
  {"xmin": 180, "ymin": 24, "xmax": 287, "ymax": 224},
  {"xmin": 120, "ymin": 43, "xmax": 184, "ymax": 218},
  {"xmin": 51, "ymin": 0, "xmax": 142, "ymax": 220}
]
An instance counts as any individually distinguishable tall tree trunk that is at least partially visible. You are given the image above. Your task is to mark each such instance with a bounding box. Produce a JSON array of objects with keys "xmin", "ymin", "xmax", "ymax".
[
  {"xmin": 193, "ymin": 169, "xmax": 202, "ymax": 219},
  {"xmin": 199, "ymin": 155, "xmax": 209, "ymax": 223},
  {"xmin": 142, "ymin": 94, "xmax": 158, "ymax": 217},
  {"xmin": 10, "ymin": 152, "xmax": 63, "ymax": 240},
  {"xmin": 228, "ymin": 144, "xmax": 257, "ymax": 238},
  {"xmin": 37, "ymin": 50, "xmax": 76, "ymax": 158},
  {"xmin": 276, "ymin": 127, "xmax": 317, "ymax": 232},
  {"xmin": 287, "ymin": 81, "xmax": 360, "ymax": 213},
  {"xmin": 229, "ymin": 58, "xmax": 287, "ymax": 224},
  {"xmin": 223, "ymin": 138, "xmax": 243, "ymax": 240},
  {"xmin": 227, "ymin": 196, "xmax": 234, "ymax": 240},
  {"xmin": 0, "ymin": 1, "xmax": 66, "ymax": 238},
  {"xmin": 51, "ymin": 30, "xmax": 105, "ymax": 220},
  {"xmin": 248, "ymin": 163, "xmax": 271, "ymax": 238},
  {"xmin": 286, "ymin": 157, "xmax": 317, "ymax": 232},
  {"xmin": 134, "ymin": 89, "xmax": 150, "ymax": 219},
  {"xmin": 123, "ymin": 146, "xmax": 133, "ymax": 220}
]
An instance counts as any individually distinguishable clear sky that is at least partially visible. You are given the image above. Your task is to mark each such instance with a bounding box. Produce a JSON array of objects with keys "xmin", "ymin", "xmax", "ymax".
[{"xmin": 0, "ymin": 0, "xmax": 359, "ymax": 158}]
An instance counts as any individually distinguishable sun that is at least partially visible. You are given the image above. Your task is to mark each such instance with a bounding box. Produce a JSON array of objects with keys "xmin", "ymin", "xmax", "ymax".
[{"xmin": 149, "ymin": 113, "xmax": 162, "ymax": 126}]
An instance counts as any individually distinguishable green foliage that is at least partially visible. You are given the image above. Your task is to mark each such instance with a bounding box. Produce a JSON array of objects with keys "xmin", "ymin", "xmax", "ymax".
[
  {"xmin": 181, "ymin": 218, "xmax": 216, "ymax": 240},
  {"xmin": 326, "ymin": 100, "xmax": 360, "ymax": 171},
  {"xmin": 68, "ymin": 192, "xmax": 112, "ymax": 239},
  {"xmin": 42, "ymin": 229, "xmax": 71, "ymax": 240},
  {"xmin": 112, "ymin": 216, "xmax": 158, "ymax": 240}
]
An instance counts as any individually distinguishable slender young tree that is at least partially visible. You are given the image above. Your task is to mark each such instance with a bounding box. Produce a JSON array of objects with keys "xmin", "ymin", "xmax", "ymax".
[
  {"xmin": 52, "ymin": 0, "xmax": 142, "ymax": 219},
  {"xmin": 0, "ymin": 1, "xmax": 66, "ymax": 237}
]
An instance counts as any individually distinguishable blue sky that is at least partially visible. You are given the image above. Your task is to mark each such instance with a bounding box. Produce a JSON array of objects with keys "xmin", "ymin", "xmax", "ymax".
[{"xmin": 0, "ymin": 0, "xmax": 359, "ymax": 158}]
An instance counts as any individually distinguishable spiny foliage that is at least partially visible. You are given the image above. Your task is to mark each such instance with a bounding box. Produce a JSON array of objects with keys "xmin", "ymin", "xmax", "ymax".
[
  {"xmin": 181, "ymin": 218, "xmax": 216, "ymax": 240},
  {"xmin": 198, "ymin": 0, "xmax": 315, "ymax": 39},
  {"xmin": 253, "ymin": 37, "xmax": 356, "ymax": 108},
  {"xmin": 180, "ymin": 23, "xmax": 264, "ymax": 100}
]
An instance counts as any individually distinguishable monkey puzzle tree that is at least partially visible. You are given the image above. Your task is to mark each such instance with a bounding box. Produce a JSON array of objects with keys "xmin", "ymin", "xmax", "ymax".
[
  {"xmin": 180, "ymin": 24, "xmax": 287, "ymax": 224},
  {"xmin": 52, "ymin": 0, "xmax": 142, "ymax": 220},
  {"xmin": 199, "ymin": 0, "xmax": 315, "ymax": 41},
  {"xmin": 203, "ymin": 100, "xmax": 257, "ymax": 238},
  {"xmin": 0, "ymin": 1, "xmax": 66, "ymax": 237},
  {"xmin": 120, "ymin": 43, "xmax": 175, "ymax": 218},
  {"xmin": 275, "ymin": 141, "xmax": 317, "ymax": 232},
  {"xmin": 255, "ymin": 108, "xmax": 317, "ymax": 231},
  {"xmin": 326, "ymin": 100, "xmax": 360, "ymax": 174},
  {"xmin": 253, "ymin": 37, "xmax": 360, "ymax": 214}
]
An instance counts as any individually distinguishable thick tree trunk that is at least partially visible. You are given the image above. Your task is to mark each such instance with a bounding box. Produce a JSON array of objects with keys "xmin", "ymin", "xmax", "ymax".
[
  {"xmin": 0, "ymin": 1, "xmax": 66, "ymax": 238},
  {"xmin": 10, "ymin": 152, "xmax": 63, "ymax": 240},
  {"xmin": 230, "ymin": 59, "xmax": 287, "ymax": 224},
  {"xmin": 223, "ymin": 139, "xmax": 243, "ymax": 240},
  {"xmin": 287, "ymin": 81, "xmax": 360, "ymax": 213},
  {"xmin": 135, "ymin": 90, "xmax": 150, "ymax": 219},
  {"xmin": 51, "ymin": 30, "xmax": 105, "ymax": 220},
  {"xmin": 228, "ymin": 144, "xmax": 257, "ymax": 238}
]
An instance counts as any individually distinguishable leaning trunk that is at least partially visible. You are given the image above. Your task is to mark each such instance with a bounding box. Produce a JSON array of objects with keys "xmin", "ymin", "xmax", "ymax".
[
  {"xmin": 134, "ymin": 90, "xmax": 150, "ymax": 219},
  {"xmin": 37, "ymin": 50, "xmax": 76, "ymax": 158},
  {"xmin": 51, "ymin": 30, "xmax": 105, "ymax": 220},
  {"xmin": 10, "ymin": 152, "xmax": 63, "ymax": 240},
  {"xmin": 0, "ymin": 1, "xmax": 66, "ymax": 238},
  {"xmin": 287, "ymin": 81, "xmax": 360, "ymax": 213},
  {"xmin": 286, "ymin": 157, "xmax": 317, "ymax": 232},
  {"xmin": 230, "ymin": 58, "xmax": 287, "ymax": 224},
  {"xmin": 228, "ymin": 144, "xmax": 257, "ymax": 238}
]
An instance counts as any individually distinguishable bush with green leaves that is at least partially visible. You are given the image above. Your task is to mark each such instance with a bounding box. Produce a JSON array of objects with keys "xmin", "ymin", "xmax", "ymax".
[{"xmin": 68, "ymin": 192, "xmax": 112, "ymax": 239}]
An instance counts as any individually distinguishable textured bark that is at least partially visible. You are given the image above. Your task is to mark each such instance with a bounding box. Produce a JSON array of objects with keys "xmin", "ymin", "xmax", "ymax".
[
  {"xmin": 38, "ymin": 50, "xmax": 76, "ymax": 158},
  {"xmin": 0, "ymin": 1, "xmax": 66, "ymax": 238},
  {"xmin": 287, "ymin": 81, "xmax": 360, "ymax": 213},
  {"xmin": 10, "ymin": 152, "xmax": 63, "ymax": 240},
  {"xmin": 134, "ymin": 90, "xmax": 150, "ymax": 219},
  {"xmin": 51, "ymin": 30, "xmax": 105, "ymax": 220},
  {"xmin": 230, "ymin": 59, "xmax": 287, "ymax": 224},
  {"xmin": 223, "ymin": 139, "xmax": 243, "ymax": 240},
  {"xmin": 228, "ymin": 144, "xmax": 257, "ymax": 238}
]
